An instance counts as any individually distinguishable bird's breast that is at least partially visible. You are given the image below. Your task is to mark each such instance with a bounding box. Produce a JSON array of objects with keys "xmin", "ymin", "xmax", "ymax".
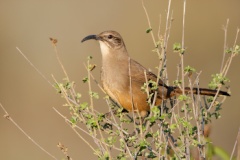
[{"xmin": 101, "ymin": 65, "xmax": 129, "ymax": 91}]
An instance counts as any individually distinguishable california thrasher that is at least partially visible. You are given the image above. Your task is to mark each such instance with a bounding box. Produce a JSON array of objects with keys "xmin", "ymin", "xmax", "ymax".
[{"xmin": 81, "ymin": 30, "xmax": 230, "ymax": 117}]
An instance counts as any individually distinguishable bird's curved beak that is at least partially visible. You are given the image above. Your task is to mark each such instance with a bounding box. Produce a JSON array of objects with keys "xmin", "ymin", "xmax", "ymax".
[{"xmin": 81, "ymin": 34, "xmax": 100, "ymax": 43}]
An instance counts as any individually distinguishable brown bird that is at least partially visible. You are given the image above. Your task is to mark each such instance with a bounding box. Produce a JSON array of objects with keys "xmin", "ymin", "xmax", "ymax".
[{"xmin": 81, "ymin": 30, "xmax": 230, "ymax": 117}]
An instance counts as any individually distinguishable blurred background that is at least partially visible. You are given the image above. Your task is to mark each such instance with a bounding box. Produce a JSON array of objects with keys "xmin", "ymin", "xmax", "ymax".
[{"xmin": 0, "ymin": 0, "xmax": 240, "ymax": 159}]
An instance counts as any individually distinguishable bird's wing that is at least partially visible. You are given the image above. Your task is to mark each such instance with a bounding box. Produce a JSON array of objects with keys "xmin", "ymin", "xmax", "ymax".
[{"xmin": 130, "ymin": 59, "xmax": 168, "ymax": 87}]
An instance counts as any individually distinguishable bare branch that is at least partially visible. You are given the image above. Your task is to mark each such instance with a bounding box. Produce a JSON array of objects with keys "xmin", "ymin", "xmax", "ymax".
[{"xmin": 0, "ymin": 103, "xmax": 58, "ymax": 160}]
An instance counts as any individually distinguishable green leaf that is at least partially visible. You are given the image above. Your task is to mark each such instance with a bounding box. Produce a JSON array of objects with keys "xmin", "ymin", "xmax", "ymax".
[
  {"xmin": 54, "ymin": 82, "xmax": 62, "ymax": 93},
  {"xmin": 173, "ymin": 43, "xmax": 185, "ymax": 54},
  {"xmin": 89, "ymin": 91, "xmax": 99, "ymax": 99},
  {"xmin": 227, "ymin": 45, "xmax": 240, "ymax": 54},
  {"xmin": 88, "ymin": 64, "xmax": 96, "ymax": 71},
  {"xmin": 82, "ymin": 77, "xmax": 88, "ymax": 83},
  {"xmin": 87, "ymin": 55, "xmax": 92, "ymax": 60},
  {"xmin": 225, "ymin": 48, "xmax": 232, "ymax": 54},
  {"xmin": 146, "ymin": 28, "xmax": 152, "ymax": 33},
  {"xmin": 170, "ymin": 124, "xmax": 177, "ymax": 131},
  {"xmin": 148, "ymin": 80, "xmax": 158, "ymax": 90},
  {"xmin": 155, "ymin": 41, "xmax": 161, "ymax": 48},
  {"xmin": 117, "ymin": 152, "xmax": 127, "ymax": 160},
  {"xmin": 184, "ymin": 65, "xmax": 196, "ymax": 73},
  {"xmin": 159, "ymin": 113, "xmax": 168, "ymax": 120},
  {"xmin": 178, "ymin": 95, "xmax": 189, "ymax": 101},
  {"xmin": 192, "ymin": 139, "xmax": 200, "ymax": 146},
  {"xmin": 146, "ymin": 151, "xmax": 157, "ymax": 158},
  {"xmin": 208, "ymin": 74, "xmax": 229, "ymax": 89},
  {"xmin": 127, "ymin": 136, "xmax": 137, "ymax": 144},
  {"xmin": 105, "ymin": 136, "xmax": 116, "ymax": 146},
  {"xmin": 207, "ymin": 97, "xmax": 214, "ymax": 103},
  {"xmin": 97, "ymin": 113, "xmax": 105, "ymax": 122},
  {"xmin": 64, "ymin": 81, "xmax": 73, "ymax": 89},
  {"xmin": 86, "ymin": 117, "xmax": 98, "ymax": 129},
  {"xmin": 151, "ymin": 106, "xmax": 160, "ymax": 115},
  {"xmin": 173, "ymin": 80, "xmax": 182, "ymax": 86},
  {"xmin": 234, "ymin": 45, "xmax": 240, "ymax": 54},
  {"xmin": 138, "ymin": 139, "xmax": 149, "ymax": 152},
  {"xmin": 173, "ymin": 43, "xmax": 181, "ymax": 51},
  {"xmin": 75, "ymin": 93, "xmax": 82, "ymax": 99},
  {"xmin": 145, "ymin": 132, "xmax": 153, "ymax": 138},
  {"xmin": 80, "ymin": 102, "xmax": 88, "ymax": 110},
  {"xmin": 70, "ymin": 116, "xmax": 78, "ymax": 124}
]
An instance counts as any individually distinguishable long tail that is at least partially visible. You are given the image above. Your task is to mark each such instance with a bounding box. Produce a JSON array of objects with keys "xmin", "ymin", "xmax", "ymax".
[{"xmin": 172, "ymin": 87, "xmax": 230, "ymax": 97}]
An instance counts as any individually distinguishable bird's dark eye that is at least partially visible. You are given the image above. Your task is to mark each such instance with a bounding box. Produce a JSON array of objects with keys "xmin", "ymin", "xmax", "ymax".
[{"xmin": 108, "ymin": 35, "xmax": 113, "ymax": 39}]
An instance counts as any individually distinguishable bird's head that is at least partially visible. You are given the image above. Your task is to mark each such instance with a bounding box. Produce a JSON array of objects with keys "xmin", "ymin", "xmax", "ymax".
[{"xmin": 81, "ymin": 30, "xmax": 127, "ymax": 56}]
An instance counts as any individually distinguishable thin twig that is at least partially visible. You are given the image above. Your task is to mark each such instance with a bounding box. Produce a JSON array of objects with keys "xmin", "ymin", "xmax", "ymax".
[
  {"xmin": 230, "ymin": 127, "xmax": 240, "ymax": 160},
  {"xmin": 233, "ymin": 28, "xmax": 240, "ymax": 47},
  {"xmin": 164, "ymin": 0, "xmax": 172, "ymax": 49},
  {"xmin": 57, "ymin": 142, "xmax": 72, "ymax": 160},
  {"xmin": 157, "ymin": 14, "xmax": 162, "ymax": 40},
  {"xmin": 0, "ymin": 103, "xmax": 58, "ymax": 160},
  {"xmin": 106, "ymin": 101, "xmax": 133, "ymax": 158},
  {"xmin": 16, "ymin": 47, "xmax": 52, "ymax": 86},
  {"xmin": 220, "ymin": 19, "xmax": 229, "ymax": 72},
  {"xmin": 53, "ymin": 107, "xmax": 99, "ymax": 155},
  {"xmin": 128, "ymin": 57, "xmax": 137, "ymax": 129},
  {"xmin": 83, "ymin": 64, "xmax": 106, "ymax": 94},
  {"xmin": 181, "ymin": 0, "xmax": 191, "ymax": 159},
  {"xmin": 51, "ymin": 40, "xmax": 70, "ymax": 81},
  {"xmin": 141, "ymin": 0, "xmax": 160, "ymax": 58}
]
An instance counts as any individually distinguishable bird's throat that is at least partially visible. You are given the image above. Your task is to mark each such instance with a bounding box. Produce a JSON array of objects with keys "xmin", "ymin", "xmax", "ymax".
[{"xmin": 99, "ymin": 41, "xmax": 110, "ymax": 56}]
